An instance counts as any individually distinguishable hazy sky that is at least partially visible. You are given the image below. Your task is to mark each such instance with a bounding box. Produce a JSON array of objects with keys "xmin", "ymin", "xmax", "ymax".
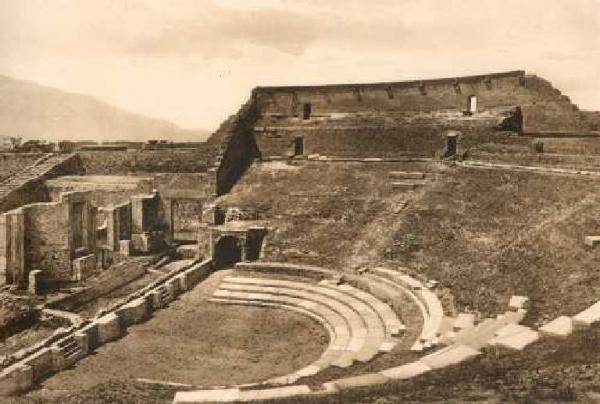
[{"xmin": 0, "ymin": 0, "xmax": 598, "ymax": 131}]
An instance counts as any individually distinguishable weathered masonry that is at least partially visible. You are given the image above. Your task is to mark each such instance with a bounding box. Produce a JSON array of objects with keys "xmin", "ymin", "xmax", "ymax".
[{"xmin": 207, "ymin": 70, "xmax": 595, "ymax": 195}]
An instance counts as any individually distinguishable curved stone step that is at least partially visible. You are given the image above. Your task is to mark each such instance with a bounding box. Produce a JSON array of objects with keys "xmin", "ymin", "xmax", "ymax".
[
  {"xmin": 323, "ymin": 281, "xmax": 405, "ymax": 337},
  {"xmin": 225, "ymin": 275, "xmax": 396, "ymax": 335},
  {"xmin": 368, "ymin": 268, "xmax": 443, "ymax": 347},
  {"xmin": 220, "ymin": 277, "xmax": 393, "ymax": 356},
  {"xmin": 212, "ymin": 288, "xmax": 379, "ymax": 366},
  {"xmin": 209, "ymin": 295, "xmax": 355, "ymax": 369}
]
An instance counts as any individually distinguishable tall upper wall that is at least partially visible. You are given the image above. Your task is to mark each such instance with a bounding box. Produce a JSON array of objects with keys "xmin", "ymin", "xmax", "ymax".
[{"xmin": 208, "ymin": 70, "xmax": 594, "ymax": 192}]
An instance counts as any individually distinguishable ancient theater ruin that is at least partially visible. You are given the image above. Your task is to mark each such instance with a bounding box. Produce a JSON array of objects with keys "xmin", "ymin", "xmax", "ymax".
[{"xmin": 1, "ymin": 70, "xmax": 600, "ymax": 403}]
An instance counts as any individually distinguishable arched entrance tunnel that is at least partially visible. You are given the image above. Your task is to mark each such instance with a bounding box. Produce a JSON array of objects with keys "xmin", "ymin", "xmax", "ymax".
[
  {"xmin": 211, "ymin": 227, "xmax": 267, "ymax": 269},
  {"xmin": 213, "ymin": 235, "xmax": 242, "ymax": 269}
]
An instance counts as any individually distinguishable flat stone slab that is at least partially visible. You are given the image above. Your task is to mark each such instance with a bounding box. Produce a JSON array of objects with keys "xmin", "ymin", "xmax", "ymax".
[
  {"xmin": 240, "ymin": 385, "xmax": 311, "ymax": 400},
  {"xmin": 584, "ymin": 236, "xmax": 600, "ymax": 248},
  {"xmin": 325, "ymin": 373, "xmax": 389, "ymax": 391},
  {"xmin": 539, "ymin": 316, "xmax": 573, "ymax": 337},
  {"xmin": 494, "ymin": 323, "xmax": 532, "ymax": 338},
  {"xmin": 391, "ymin": 181, "xmax": 424, "ymax": 190},
  {"xmin": 174, "ymin": 388, "xmax": 240, "ymax": 403},
  {"xmin": 420, "ymin": 344, "xmax": 481, "ymax": 369},
  {"xmin": 508, "ymin": 295, "xmax": 529, "ymax": 310},
  {"xmin": 380, "ymin": 361, "xmax": 432, "ymax": 379},
  {"xmin": 454, "ymin": 313, "xmax": 475, "ymax": 331},
  {"xmin": 492, "ymin": 328, "xmax": 539, "ymax": 351},
  {"xmin": 572, "ymin": 301, "xmax": 600, "ymax": 327}
]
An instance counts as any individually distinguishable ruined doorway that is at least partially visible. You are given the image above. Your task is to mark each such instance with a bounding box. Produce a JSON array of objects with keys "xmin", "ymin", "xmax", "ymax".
[
  {"xmin": 72, "ymin": 201, "xmax": 85, "ymax": 249},
  {"xmin": 467, "ymin": 95, "xmax": 477, "ymax": 114},
  {"xmin": 302, "ymin": 103, "xmax": 312, "ymax": 120},
  {"xmin": 213, "ymin": 236, "xmax": 242, "ymax": 269},
  {"xmin": 294, "ymin": 136, "xmax": 304, "ymax": 156}
]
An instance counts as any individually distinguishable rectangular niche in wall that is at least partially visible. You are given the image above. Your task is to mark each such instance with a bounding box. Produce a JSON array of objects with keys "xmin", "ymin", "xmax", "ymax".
[
  {"xmin": 467, "ymin": 95, "xmax": 477, "ymax": 114},
  {"xmin": 302, "ymin": 103, "xmax": 312, "ymax": 120}
]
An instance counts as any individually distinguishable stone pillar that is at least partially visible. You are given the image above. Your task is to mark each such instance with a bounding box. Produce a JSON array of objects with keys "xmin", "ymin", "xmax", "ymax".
[
  {"xmin": 131, "ymin": 195, "xmax": 146, "ymax": 234},
  {"xmin": 105, "ymin": 207, "xmax": 120, "ymax": 252},
  {"xmin": 6, "ymin": 210, "xmax": 25, "ymax": 287},
  {"xmin": 28, "ymin": 270, "xmax": 43, "ymax": 295}
]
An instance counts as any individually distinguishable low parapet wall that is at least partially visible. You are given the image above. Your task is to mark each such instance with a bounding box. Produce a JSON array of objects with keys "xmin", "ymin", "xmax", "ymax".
[{"xmin": 0, "ymin": 258, "xmax": 214, "ymax": 397}]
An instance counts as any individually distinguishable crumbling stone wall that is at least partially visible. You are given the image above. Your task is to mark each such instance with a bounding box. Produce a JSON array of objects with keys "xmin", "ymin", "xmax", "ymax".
[
  {"xmin": 208, "ymin": 93, "xmax": 261, "ymax": 195},
  {"xmin": 0, "ymin": 154, "xmax": 83, "ymax": 214},
  {"xmin": 24, "ymin": 202, "xmax": 71, "ymax": 283},
  {"xmin": 78, "ymin": 146, "xmax": 219, "ymax": 175}
]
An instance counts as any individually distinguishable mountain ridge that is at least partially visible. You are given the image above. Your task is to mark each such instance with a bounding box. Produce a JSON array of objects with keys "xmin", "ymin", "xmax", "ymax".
[{"xmin": 0, "ymin": 74, "xmax": 209, "ymax": 142}]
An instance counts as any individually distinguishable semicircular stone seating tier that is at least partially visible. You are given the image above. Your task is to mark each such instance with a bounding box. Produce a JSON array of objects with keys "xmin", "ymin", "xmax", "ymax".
[
  {"xmin": 210, "ymin": 275, "xmax": 404, "ymax": 383},
  {"xmin": 173, "ymin": 262, "xmax": 536, "ymax": 403}
]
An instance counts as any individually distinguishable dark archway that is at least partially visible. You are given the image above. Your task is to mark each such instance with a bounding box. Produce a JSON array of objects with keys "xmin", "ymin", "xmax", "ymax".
[{"xmin": 213, "ymin": 236, "xmax": 242, "ymax": 269}]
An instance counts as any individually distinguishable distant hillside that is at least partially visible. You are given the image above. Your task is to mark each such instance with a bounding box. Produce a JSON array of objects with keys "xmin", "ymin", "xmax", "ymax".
[{"xmin": 0, "ymin": 75, "xmax": 209, "ymax": 142}]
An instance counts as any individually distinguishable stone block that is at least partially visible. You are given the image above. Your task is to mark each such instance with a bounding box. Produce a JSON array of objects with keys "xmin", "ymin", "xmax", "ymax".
[
  {"xmin": 50, "ymin": 346, "xmax": 66, "ymax": 371},
  {"xmin": 131, "ymin": 233, "xmax": 151, "ymax": 253},
  {"xmin": 28, "ymin": 270, "xmax": 43, "ymax": 295},
  {"xmin": 573, "ymin": 301, "xmax": 600, "ymax": 328},
  {"xmin": 239, "ymin": 385, "xmax": 312, "ymax": 400},
  {"xmin": 80, "ymin": 322, "xmax": 100, "ymax": 351},
  {"xmin": 453, "ymin": 313, "xmax": 475, "ymax": 331},
  {"xmin": 508, "ymin": 295, "xmax": 529, "ymax": 311},
  {"xmin": 165, "ymin": 280, "xmax": 178, "ymax": 300},
  {"xmin": 420, "ymin": 344, "xmax": 481, "ymax": 369},
  {"xmin": 96, "ymin": 313, "xmax": 122, "ymax": 343},
  {"xmin": 326, "ymin": 373, "xmax": 389, "ymax": 391},
  {"xmin": 380, "ymin": 361, "xmax": 432, "ymax": 379},
  {"xmin": 72, "ymin": 332, "xmax": 88, "ymax": 357},
  {"xmin": 494, "ymin": 323, "xmax": 531, "ymax": 337},
  {"xmin": 173, "ymin": 388, "xmax": 241, "ymax": 403},
  {"xmin": 391, "ymin": 181, "xmax": 423, "ymax": 191},
  {"xmin": 0, "ymin": 364, "xmax": 33, "ymax": 396},
  {"xmin": 24, "ymin": 348, "xmax": 53, "ymax": 382},
  {"xmin": 116, "ymin": 298, "xmax": 149, "ymax": 328},
  {"xmin": 584, "ymin": 236, "xmax": 600, "ymax": 248},
  {"xmin": 491, "ymin": 327, "xmax": 539, "ymax": 350},
  {"xmin": 539, "ymin": 316, "xmax": 573, "ymax": 337},
  {"xmin": 73, "ymin": 254, "xmax": 96, "ymax": 281},
  {"xmin": 176, "ymin": 273, "xmax": 189, "ymax": 292},
  {"xmin": 177, "ymin": 244, "xmax": 198, "ymax": 260},
  {"xmin": 119, "ymin": 240, "xmax": 131, "ymax": 256}
]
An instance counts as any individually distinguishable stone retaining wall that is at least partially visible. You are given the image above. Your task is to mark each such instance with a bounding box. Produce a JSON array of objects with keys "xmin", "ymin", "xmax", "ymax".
[{"xmin": 0, "ymin": 258, "xmax": 213, "ymax": 396}]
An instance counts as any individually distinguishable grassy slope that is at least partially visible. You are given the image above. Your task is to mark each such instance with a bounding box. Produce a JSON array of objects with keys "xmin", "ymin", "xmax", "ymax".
[{"xmin": 392, "ymin": 166, "xmax": 600, "ymax": 323}]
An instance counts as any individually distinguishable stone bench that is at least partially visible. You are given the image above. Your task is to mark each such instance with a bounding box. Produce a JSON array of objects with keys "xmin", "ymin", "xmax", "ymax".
[
  {"xmin": 226, "ymin": 276, "xmax": 399, "ymax": 338},
  {"xmin": 211, "ymin": 288, "xmax": 380, "ymax": 367},
  {"xmin": 209, "ymin": 295, "xmax": 355, "ymax": 371},
  {"xmin": 369, "ymin": 267, "xmax": 443, "ymax": 347},
  {"xmin": 220, "ymin": 277, "xmax": 393, "ymax": 356},
  {"xmin": 328, "ymin": 282, "xmax": 405, "ymax": 336}
]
